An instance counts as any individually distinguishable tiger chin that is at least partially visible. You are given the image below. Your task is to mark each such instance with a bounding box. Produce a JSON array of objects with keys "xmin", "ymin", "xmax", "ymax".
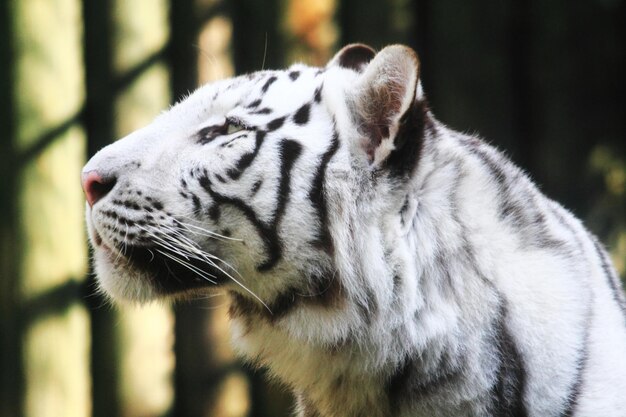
[{"xmin": 82, "ymin": 44, "xmax": 626, "ymax": 416}]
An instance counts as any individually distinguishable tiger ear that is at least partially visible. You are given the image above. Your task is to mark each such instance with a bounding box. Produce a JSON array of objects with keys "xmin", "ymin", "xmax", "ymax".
[
  {"xmin": 327, "ymin": 43, "xmax": 376, "ymax": 73},
  {"xmin": 349, "ymin": 45, "xmax": 420, "ymax": 167}
]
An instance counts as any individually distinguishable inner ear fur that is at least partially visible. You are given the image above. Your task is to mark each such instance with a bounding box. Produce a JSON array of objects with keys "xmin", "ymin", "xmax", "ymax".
[{"xmin": 349, "ymin": 45, "xmax": 420, "ymax": 165}]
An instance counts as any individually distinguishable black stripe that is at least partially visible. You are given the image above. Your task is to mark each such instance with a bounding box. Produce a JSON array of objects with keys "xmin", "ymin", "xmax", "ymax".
[
  {"xmin": 245, "ymin": 98, "xmax": 262, "ymax": 108},
  {"xmin": 313, "ymin": 85, "xmax": 323, "ymax": 103},
  {"xmin": 227, "ymin": 131, "xmax": 266, "ymax": 180},
  {"xmin": 190, "ymin": 194, "xmax": 201, "ymax": 215},
  {"xmin": 399, "ymin": 196, "xmax": 410, "ymax": 227},
  {"xmin": 392, "ymin": 274, "xmax": 402, "ymax": 300},
  {"xmin": 207, "ymin": 201, "xmax": 220, "ymax": 222},
  {"xmin": 200, "ymin": 139, "xmax": 302, "ymax": 272},
  {"xmin": 261, "ymin": 75, "xmax": 277, "ymax": 93},
  {"xmin": 464, "ymin": 142, "xmax": 566, "ymax": 251},
  {"xmin": 266, "ymin": 116, "xmax": 286, "ymax": 132},
  {"xmin": 251, "ymin": 107, "xmax": 273, "ymax": 115},
  {"xmin": 251, "ymin": 180, "xmax": 262, "ymax": 196},
  {"xmin": 463, "ymin": 143, "xmax": 517, "ymax": 225},
  {"xmin": 229, "ymin": 268, "xmax": 343, "ymax": 322},
  {"xmin": 465, "ymin": 145, "xmax": 546, "ymax": 246},
  {"xmin": 592, "ymin": 238, "xmax": 626, "ymax": 319},
  {"xmin": 260, "ymin": 140, "xmax": 302, "ymax": 270},
  {"xmin": 288, "ymin": 70, "xmax": 300, "ymax": 81},
  {"xmin": 264, "ymin": 287, "xmax": 298, "ymax": 319},
  {"xmin": 263, "ymin": 268, "xmax": 344, "ymax": 319},
  {"xmin": 386, "ymin": 350, "xmax": 465, "ymax": 414},
  {"xmin": 308, "ymin": 130, "xmax": 339, "ymax": 253},
  {"xmin": 559, "ymin": 319, "xmax": 590, "ymax": 417},
  {"xmin": 199, "ymin": 175, "xmax": 277, "ymax": 269},
  {"xmin": 489, "ymin": 303, "xmax": 529, "ymax": 417},
  {"xmin": 385, "ymin": 99, "xmax": 428, "ymax": 177},
  {"xmin": 548, "ymin": 205, "xmax": 584, "ymax": 254},
  {"xmin": 293, "ymin": 103, "xmax": 310, "ymax": 125},
  {"xmin": 111, "ymin": 199, "xmax": 142, "ymax": 211},
  {"xmin": 465, "ymin": 145, "xmax": 515, "ymax": 224}
]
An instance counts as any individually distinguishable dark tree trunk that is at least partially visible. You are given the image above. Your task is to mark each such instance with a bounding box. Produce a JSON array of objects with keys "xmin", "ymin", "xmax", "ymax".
[
  {"xmin": 508, "ymin": 0, "xmax": 535, "ymax": 173},
  {"xmin": 0, "ymin": 1, "xmax": 24, "ymax": 416},
  {"xmin": 81, "ymin": 1, "xmax": 122, "ymax": 417},
  {"xmin": 230, "ymin": 0, "xmax": 283, "ymax": 73}
]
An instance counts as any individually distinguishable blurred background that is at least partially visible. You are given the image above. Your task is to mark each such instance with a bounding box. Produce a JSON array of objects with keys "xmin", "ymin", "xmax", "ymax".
[{"xmin": 0, "ymin": 0, "xmax": 624, "ymax": 416}]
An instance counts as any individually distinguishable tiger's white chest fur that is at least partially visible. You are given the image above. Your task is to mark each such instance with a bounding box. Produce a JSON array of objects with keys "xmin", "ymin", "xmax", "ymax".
[{"xmin": 82, "ymin": 44, "xmax": 626, "ymax": 417}]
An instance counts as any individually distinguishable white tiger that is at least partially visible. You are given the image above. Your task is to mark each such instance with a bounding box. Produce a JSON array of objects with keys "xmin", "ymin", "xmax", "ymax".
[{"xmin": 82, "ymin": 44, "xmax": 626, "ymax": 416}]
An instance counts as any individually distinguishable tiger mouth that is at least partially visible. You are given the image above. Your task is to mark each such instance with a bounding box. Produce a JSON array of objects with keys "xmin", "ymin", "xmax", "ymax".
[
  {"xmin": 123, "ymin": 245, "xmax": 224, "ymax": 294},
  {"xmin": 92, "ymin": 226, "xmax": 224, "ymax": 295}
]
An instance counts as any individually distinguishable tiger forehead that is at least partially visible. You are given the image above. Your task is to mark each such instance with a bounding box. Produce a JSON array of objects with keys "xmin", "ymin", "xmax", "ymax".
[
  {"xmin": 226, "ymin": 66, "xmax": 325, "ymax": 111},
  {"xmin": 158, "ymin": 65, "xmax": 329, "ymax": 135}
]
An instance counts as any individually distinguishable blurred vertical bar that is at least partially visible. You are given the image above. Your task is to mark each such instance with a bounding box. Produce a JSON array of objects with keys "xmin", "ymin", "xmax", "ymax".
[
  {"xmin": 0, "ymin": 0, "xmax": 24, "ymax": 416},
  {"xmin": 110, "ymin": 1, "xmax": 175, "ymax": 417},
  {"xmin": 338, "ymin": 0, "xmax": 390, "ymax": 48},
  {"xmin": 169, "ymin": 2, "xmax": 231, "ymax": 415},
  {"xmin": 413, "ymin": 0, "xmax": 431, "ymax": 87},
  {"xmin": 172, "ymin": 1, "xmax": 288, "ymax": 415},
  {"xmin": 337, "ymin": 0, "xmax": 416, "ymax": 59},
  {"xmin": 168, "ymin": 2, "xmax": 204, "ymax": 414},
  {"xmin": 11, "ymin": 1, "xmax": 90, "ymax": 417},
  {"xmin": 508, "ymin": 0, "xmax": 534, "ymax": 173},
  {"xmin": 169, "ymin": 0, "xmax": 197, "ymax": 102},
  {"xmin": 230, "ymin": 0, "xmax": 283, "ymax": 72},
  {"xmin": 81, "ymin": 1, "xmax": 122, "ymax": 417}
]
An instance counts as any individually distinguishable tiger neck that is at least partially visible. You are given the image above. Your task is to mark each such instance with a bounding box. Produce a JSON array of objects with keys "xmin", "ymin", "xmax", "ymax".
[
  {"xmin": 229, "ymin": 303, "xmax": 396, "ymax": 417},
  {"xmin": 227, "ymin": 127, "xmax": 488, "ymax": 415}
]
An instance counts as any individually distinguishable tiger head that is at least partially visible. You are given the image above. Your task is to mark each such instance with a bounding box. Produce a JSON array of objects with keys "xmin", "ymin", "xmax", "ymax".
[{"xmin": 82, "ymin": 44, "xmax": 428, "ymax": 324}]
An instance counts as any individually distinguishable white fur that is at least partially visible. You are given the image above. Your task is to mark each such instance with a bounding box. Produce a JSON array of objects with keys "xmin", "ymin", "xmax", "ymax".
[{"xmin": 83, "ymin": 45, "xmax": 626, "ymax": 416}]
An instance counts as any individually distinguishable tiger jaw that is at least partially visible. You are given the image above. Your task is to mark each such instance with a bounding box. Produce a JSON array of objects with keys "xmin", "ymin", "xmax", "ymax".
[{"xmin": 85, "ymin": 193, "xmax": 233, "ymax": 301}]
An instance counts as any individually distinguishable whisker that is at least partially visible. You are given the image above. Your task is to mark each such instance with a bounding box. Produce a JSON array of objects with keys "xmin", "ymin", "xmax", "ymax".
[
  {"xmin": 174, "ymin": 217, "xmax": 243, "ymax": 242},
  {"xmin": 200, "ymin": 255, "xmax": 271, "ymax": 313},
  {"xmin": 140, "ymin": 225, "xmax": 238, "ymax": 285},
  {"xmin": 157, "ymin": 224, "xmax": 244, "ymax": 278},
  {"xmin": 159, "ymin": 252, "xmax": 183, "ymax": 285},
  {"xmin": 139, "ymin": 219, "xmax": 270, "ymax": 313},
  {"xmin": 152, "ymin": 227, "xmax": 222, "ymax": 265},
  {"xmin": 155, "ymin": 248, "xmax": 217, "ymax": 285},
  {"xmin": 141, "ymin": 228, "xmax": 192, "ymax": 261},
  {"xmin": 261, "ymin": 32, "xmax": 268, "ymax": 71},
  {"xmin": 122, "ymin": 224, "xmax": 130, "ymax": 256},
  {"xmin": 159, "ymin": 224, "xmax": 215, "ymax": 254}
]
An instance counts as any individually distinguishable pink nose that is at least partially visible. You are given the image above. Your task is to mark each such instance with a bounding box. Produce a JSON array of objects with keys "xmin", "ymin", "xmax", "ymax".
[{"xmin": 81, "ymin": 170, "xmax": 116, "ymax": 207}]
